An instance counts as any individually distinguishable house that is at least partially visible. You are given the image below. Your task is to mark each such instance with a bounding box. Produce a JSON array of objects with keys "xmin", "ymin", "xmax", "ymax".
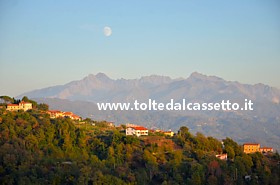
[
  {"xmin": 6, "ymin": 101, "xmax": 32, "ymax": 111},
  {"xmin": 260, "ymin": 147, "xmax": 273, "ymax": 153},
  {"xmin": 155, "ymin": 129, "xmax": 163, "ymax": 133},
  {"xmin": 244, "ymin": 175, "xmax": 251, "ymax": 181},
  {"xmin": 63, "ymin": 112, "xmax": 81, "ymax": 120},
  {"xmin": 47, "ymin": 110, "xmax": 64, "ymax": 118},
  {"xmin": 108, "ymin": 122, "xmax": 115, "ymax": 127},
  {"xmin": 164, "ymin": 131, "xmax": 174, "ymax": 137},
  {"xmin": 47, "ymin": 110, "xmax": 81, "ymax": 121},
  {"xmin": 70, "ymin": 114, "xmax": 82, "ymax": 121},
  {"xmin": 19, "ymin": 101, "xmax": 33, "ymax": 111},
  {"xmin": 126, "ymin": 126, "xmax": 149, "ymax": 137},
  {"xmin": 6, "ymin": 104, "xmax": 20, "ymax": 111},
  {"xmin": 243, "ymin": 143, "xmax": 260, "ymax": 154},
  {"xmin": 105, "ymin": 122, "xmax": 115, "ymax": 127},
  {"xmin": 243, "ymin": 143, "xmax": 274, "ymax": 154},
  {"xmin": 63, "ymin": 112, "xmax": 74, "ymax": 118},
  {"xmin": 215, "ymin": 153, "xmax": 227, "ymax": 160}
]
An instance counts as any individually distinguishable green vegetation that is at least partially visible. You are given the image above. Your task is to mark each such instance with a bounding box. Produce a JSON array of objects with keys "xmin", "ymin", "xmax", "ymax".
[
  {"xmin": 0, "ymin": 96, "xmax": 49, "ymax": 112},
  {"xmin": 0, "ymin": 98, "xmax": 279, "ymax": 185},
  {"xmin": 0, "ymin": 96, "xmax": 19, "ymax": 104}
]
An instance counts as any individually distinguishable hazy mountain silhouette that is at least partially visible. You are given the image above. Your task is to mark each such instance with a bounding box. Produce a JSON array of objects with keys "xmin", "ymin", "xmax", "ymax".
[
  {"xmin": 20, "ymin": 72, "xmax": 280, "ymax": 104},
  {"xmin": 19, "ymin": 72, "xmax": 280, "ymax": 150}
]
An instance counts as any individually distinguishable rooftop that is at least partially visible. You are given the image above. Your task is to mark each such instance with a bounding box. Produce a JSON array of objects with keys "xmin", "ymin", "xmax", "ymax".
[
  {"xmin": 130, "ymin": 126, "xmax": 148, "ymax": 131},
  {"xmin": 7, "ymin": 104, "xmax": 19, "ymax": 106},
  {"xmin": 243, "ymin": 143, "xmax": 260, "ymax": 146}
]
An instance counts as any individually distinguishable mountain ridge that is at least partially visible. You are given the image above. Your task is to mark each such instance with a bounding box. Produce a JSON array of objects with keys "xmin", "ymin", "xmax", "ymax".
[
  {"xmin": 19, "ymin": 72, "xmax": 280, "ymax": 151},
  {"xmin": 18, "ymin": 72, "xmax": 280, "ymax": 104}
]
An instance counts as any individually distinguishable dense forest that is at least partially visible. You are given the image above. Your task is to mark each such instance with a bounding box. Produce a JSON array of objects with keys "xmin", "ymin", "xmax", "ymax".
[{"xmin": 0, "ymin": 97, "xmax": 279, "ymax": 185}]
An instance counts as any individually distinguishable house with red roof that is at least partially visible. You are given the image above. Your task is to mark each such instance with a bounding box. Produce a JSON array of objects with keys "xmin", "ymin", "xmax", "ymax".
[
  {"xmin": 243, "ymin": 143, "xmax": 273, "ymax": 154},
  {"xmin": 243, "ymin": 143, "xmax": 260, "ymax": 154},
  {"xmin": 126, "ymin": 125, "xmax": 148, "ymax": 137},
  {"xmin": 6, "ymin": 101, "xmax": 32, "ymax": 111},
  {"xmin": 63, "ymin": 112, "xmax": 81, "ymax": 121},
  {"xmin": 47, "ymin": 110, "xmax": 81, "ymax": 121},
  {"xmin": 47, "ymin": 110, "xmax": 64, "ymax": 119},
  {"xmin": 259, "ymin": 147, "xmax": 273, "ymax": 153}
]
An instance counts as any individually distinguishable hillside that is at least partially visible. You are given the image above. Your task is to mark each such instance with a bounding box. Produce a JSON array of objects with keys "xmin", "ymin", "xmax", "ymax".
[{"xmin": 0, "ymin": 105, "xmax": 279, "ymax": 184}]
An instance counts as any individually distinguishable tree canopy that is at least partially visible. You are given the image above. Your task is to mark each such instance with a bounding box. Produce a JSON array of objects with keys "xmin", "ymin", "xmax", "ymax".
[{"xmin": 0, "ymin": 99, "xmax": 279, "ymax": 184}]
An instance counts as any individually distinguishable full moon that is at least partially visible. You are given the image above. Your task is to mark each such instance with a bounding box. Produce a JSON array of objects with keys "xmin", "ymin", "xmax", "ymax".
[{"xmin": 103, "ymin": 26, "xmax": 112, "ymax": 37}]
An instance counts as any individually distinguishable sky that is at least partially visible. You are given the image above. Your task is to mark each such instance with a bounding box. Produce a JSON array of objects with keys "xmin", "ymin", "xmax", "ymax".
[{"xmin": 0, "ymin": 0, "xmax": 280, "ymax": 97}]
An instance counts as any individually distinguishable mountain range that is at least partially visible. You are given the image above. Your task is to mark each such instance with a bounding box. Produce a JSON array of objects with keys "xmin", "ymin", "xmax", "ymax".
[{"xmin": 19, "ymin": 72, "xmax": 280, "ymax": 150}]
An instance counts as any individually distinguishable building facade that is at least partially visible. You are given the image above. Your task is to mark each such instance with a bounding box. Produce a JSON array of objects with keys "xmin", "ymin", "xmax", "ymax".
[
  {"xmin": 260, "ymin": 147, "xmax": 273, "ymax": 153},
  {"xmin": 243, "ymin": 143, "xmax": 260, "ymax": 154},
  {"xmin": 47, "ymin": 110, "xmax": 81, "ymax": 121},
  {"xmin": 126, "ymin": 126, "xmax": 148, "ymax": 137},
  {"xmin": 164, "ymin": 131, "xmax": 174, "ymax": 137},
  {"xmin": 47, "ymin": 110, "xmax": 64, "ymax": 118},
  {"xmin": 243, "ymin": 143, "xmax": 274, "ymax": 154},
  {"xmin": 6, "ymin": 101, "xmax": 32, "ymax": 111},
  {"xmin": 216, "ymin": 153, "xmax": 228, "ymax": 160}
]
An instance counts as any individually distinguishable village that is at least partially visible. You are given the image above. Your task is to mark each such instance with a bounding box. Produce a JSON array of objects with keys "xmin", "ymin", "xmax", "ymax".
[
  {"xmin": 1, "ymin": 98, "xmax": 279, "ymax": 184},
  {"xmin": 5, "ymin": 100, "xmax": 274, "ymax": 158}
]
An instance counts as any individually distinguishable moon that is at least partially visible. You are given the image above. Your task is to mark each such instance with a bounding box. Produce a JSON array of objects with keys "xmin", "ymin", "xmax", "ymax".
[{"xmin": 103, "ymin": 26, "xmax": 112, "ymax": 37}]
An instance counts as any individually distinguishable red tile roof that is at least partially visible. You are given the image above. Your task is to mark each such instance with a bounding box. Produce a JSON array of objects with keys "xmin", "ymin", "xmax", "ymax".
[
  {"xmin": 131, "ymin": 126, "xmax": 148, "ymax": 131},
  {"xmin": 63, "ymin": 112, "xmax": 73, "ymax": 115},
  {"xmin": 260, "ymin": 147, "xmax": 273, "ymax": 149},
  {"xmin": 243, "ymin": 143, "xmax": 260, "ymax": 146},
  {"xmin": 7, "ymin": 104, "xmax": 19, "ymax": 106},
  {"xmin": 72, "ymin": 115, "xmax": 80, "ymax": 119}
]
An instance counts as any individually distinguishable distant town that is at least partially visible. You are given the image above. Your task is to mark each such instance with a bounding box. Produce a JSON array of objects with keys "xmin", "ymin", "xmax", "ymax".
[{"xmin": 4, "ymin": 98, "xmax": 274, "ymax": 157}]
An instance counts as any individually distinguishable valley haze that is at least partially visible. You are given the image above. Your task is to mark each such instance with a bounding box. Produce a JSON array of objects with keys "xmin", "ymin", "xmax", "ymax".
[{"xmin": 18, "ymin": 72, "xmax": 280, "ymax": 151}]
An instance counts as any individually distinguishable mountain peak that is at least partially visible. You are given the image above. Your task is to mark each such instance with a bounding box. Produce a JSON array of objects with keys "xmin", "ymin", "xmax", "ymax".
[
  {"xmin": 85, "ymin": 73, "xmax": 112, "ymax": 82},
  {"xmin": 189, "ymin": 72, "xmax": 206, "ymax": 78},
  {"xmin": 95, "ymin": 72, "xmax": 110, "ymax": 80},
  {"xmin": 188, "ymin": 72, "xmax": 223, "ymax": 81}
]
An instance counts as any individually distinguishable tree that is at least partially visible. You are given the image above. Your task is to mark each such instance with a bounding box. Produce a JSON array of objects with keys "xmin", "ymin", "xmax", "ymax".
[
  {"xmin": 0, "ymin": 108, "xmax": 279, "ymax": 185},
  {"xmin": 107, "ymin": 146, "xmax": 116, "ymax": 169},
  {"xmin": 241, "ymin": 154, "xmax": 253, "ymax": 173},
  {"xmin": 0, "ymin": 96, "xmax": 14, "ymax": 104},
  {"xmin": 135, "ymin": 168, "xmax": 149, "ymax": 185},
  {"xmin": 37, "ymin": 103, "xmax": 49, "ymax": 111},
  {"xmin": 223, "ymin": 137, "xmax": 242, "ymax": 157},
  {"xmin": 143, "ymin": 149, "xmax": 158, "ymax": 181},
  {"xmin": 190, "ymin": 172, "xmax": 203, "ymax": 185},
  {"xmin": 190, "ymin": 163, "xmax": 205, "ymax": 185},
  {"xmin": 178, "ymin": 126, "xmax": 191, "ymax": 140},
  {"xmin": 225, "ymin": 145, "xmax": 235, "ymax": 159},
  {"xmin": 207, "ymin": 175, "xmax": 218, "ymax": 185}
]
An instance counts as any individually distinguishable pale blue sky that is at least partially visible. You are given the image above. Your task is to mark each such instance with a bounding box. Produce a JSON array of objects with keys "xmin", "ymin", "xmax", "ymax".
[{"xmin": 0, "ymin": 0, "xmax": 280, "ymax": 96}]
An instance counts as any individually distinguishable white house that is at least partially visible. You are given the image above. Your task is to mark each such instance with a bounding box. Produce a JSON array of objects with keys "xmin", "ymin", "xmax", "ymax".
[
  {"xmin": 126, "ymin": 126, "xmax": 148, "ymax": 137},
  {"xmin": 215, "ymin": 153, "xmax": 227, "ymax": 160},
  {"xmin": 6, "ymin": 101, "xmax": 32, "ymax": 111}
]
